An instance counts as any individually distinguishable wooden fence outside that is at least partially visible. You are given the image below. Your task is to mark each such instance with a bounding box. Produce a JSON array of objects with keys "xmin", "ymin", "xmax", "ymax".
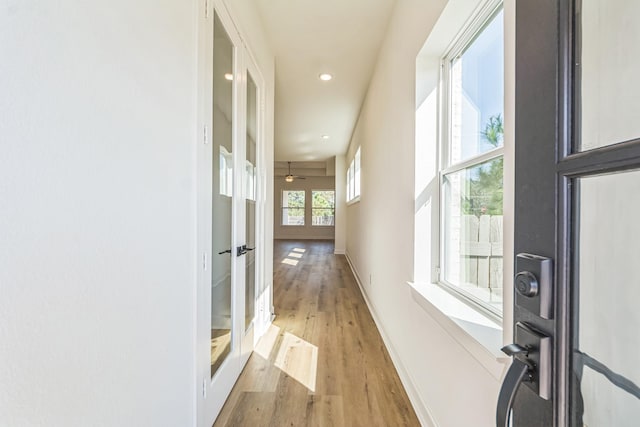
[{"xmin": 459, "ymin": 214, "xmax": 503, "ymax": 290}]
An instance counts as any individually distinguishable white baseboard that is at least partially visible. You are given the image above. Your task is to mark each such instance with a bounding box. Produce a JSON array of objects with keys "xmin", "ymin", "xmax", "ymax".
[
  {"xmin": 334, "ymin": 248, "xmax": 346, "ymax": 255},
  {"xmin": 344, "ymin": 252, "xmax": 438, "ymax": 427}
]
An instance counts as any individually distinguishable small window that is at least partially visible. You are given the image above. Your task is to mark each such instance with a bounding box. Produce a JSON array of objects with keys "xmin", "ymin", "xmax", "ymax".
[
  {"xmin": 354, "ymin": 148, "xmax": 361, "ymax": 198},
  {"xmin": 281, "ymin": 190, "xmax": 305, "ymax": 226},
  {"xmin": 219, "ymin": 146, "xmax": 233, "ymax": 197},
  {"xmin": 439, "ymin": 4, "xmax": 504, "ymax": 316},
  {"xmin": 245, "ymin": 160, "xmax": 256, "ymax": 201},
  {"xmin": 347, "ymin": 162, "xmax": 354, "ymax": 201},
  {"xmin": 346, "ymin": 147, "xmax": 361, "ymax": 202},
  {"xmin": 312, "ymin": 190, "xmax": 335, "ymax": 226}
]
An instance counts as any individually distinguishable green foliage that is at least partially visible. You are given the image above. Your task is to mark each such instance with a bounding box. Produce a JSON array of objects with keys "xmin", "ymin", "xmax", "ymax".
[
  {"xmin": 312, "ymin": 191, "xmax": 335, "ymax": 219},
  {"xmin": 312, "ymin": 191, "xmax": 335, "ymax": 208},
  {"xmin": 461, "ymin": 114, "xmax": 504, "ymax": 217},
  {"xmin": 480, "ymin": 114, "xmax": 504, "ymax": 147},
  {"xmin": 286, "ymin": 191, "xmax": 305, "ymax": 208}
]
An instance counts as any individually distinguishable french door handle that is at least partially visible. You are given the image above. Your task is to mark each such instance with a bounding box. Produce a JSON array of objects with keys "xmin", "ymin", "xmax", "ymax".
[
  {"xmin": 236, "ymin": 245, "xmax": 256, "ymax": 257},
  {"xmin": 496, "ymin": 356, "xmax": 531, "ymax": 427},
  {"xmin": 218, "ymin": 249, "xmax": 231, "ymax": 255}
]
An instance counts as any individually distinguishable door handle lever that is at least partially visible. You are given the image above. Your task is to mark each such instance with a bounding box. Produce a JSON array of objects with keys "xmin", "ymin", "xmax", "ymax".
[
  {"xmin": 497, "ymin": 322, "xmax": 552, "ymax": 427},
  {"xmin": 218, "ymin": 249, "xmax": 232, "ymax": 255},
  {"xmin": 496, "ymin": 355, "xmax": 532, "ymax": 427},
  {"xmin": 502, "ymin": 343, "xmax": 529, "ymax": 357},
  {"xmin": 236, "ymin": 245, "xmax": 255, "ymax": 256}
]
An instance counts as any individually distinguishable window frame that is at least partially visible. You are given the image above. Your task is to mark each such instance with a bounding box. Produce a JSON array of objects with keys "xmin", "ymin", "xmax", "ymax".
[
  {"xmin": 437, "ymin": 0, "xmax": 505, "ymax": 321},
  {"xmin": 281, "ymin": 189, "xmax": 306, "ymax": 227}
]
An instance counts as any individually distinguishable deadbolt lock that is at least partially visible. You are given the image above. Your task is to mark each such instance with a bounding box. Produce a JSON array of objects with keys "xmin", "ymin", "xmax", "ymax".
[
  {"xmin": 515, "ymin": 271, "xmax": 539, "ymax": 297},
  {"xmin": 515, "ymin": 253, "xmax": 553, "ymax": 319}
]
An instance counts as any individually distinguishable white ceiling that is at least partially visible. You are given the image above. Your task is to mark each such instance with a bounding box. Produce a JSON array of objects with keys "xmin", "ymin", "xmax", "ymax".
[{"xmin": 253, "ymin": 0, "xmax": 397, "ymax": 163}]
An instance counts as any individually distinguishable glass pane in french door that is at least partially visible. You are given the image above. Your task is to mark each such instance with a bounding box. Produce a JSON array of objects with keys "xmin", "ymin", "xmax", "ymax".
[
  {"xmin": 244, "ymin": 72, "xmax": 257, "ymax": 333},
  {"xmin": 579, "ymin": 0, "xmax": 640, "ymax": 151},
  {"xmin": 572, "ymin": 170, "xmax": 640, "ymax": 426},
  {"xmin": 211, "ymin": 12, "xmax": 234, "ymax": 379}
]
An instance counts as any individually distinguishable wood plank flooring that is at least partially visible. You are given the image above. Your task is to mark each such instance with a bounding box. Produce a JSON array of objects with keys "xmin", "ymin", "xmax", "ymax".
[
  {"xmin": 213, "ymin": 240, "xmax": 420, "ymax": 427},
  {"xmin": 211, "ymin": 329, "xmax": 231, "ymax": 377}
]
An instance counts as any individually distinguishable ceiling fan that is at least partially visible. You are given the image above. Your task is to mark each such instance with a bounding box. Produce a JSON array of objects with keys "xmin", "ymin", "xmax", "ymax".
[{"xmin": 285, "ymin": 162, "xmax": 306, "ymax": 182}]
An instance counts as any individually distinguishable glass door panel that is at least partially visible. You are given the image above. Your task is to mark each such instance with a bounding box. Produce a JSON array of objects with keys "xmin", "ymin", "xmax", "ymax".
[
  {"xmin": 211, "ymin": 11, "xmax": 234, "ymax": 379},
  {"xmin": 578, "ymin": 0, "xmax": 640, "ymax": 151},
  {"xmin": 244, "ymin": 73, "xmax": 257, "ymax": 333},
  {"xmin": 572, "ymin": 170, "xmax": 640, "ymax": 426}
]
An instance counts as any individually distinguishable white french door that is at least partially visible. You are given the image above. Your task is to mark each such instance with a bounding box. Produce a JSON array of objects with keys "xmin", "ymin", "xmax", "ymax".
[{"xmin": 196, "ymin": 2, "xmax": 267, "ymax": 425}]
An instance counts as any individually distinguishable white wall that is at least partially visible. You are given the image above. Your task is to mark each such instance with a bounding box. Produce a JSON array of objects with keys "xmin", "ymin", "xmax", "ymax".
[
  {"xmin": 344, "ymin": 0, "xmax": 513, "ymax": 425},
  {"xmin": 0, "ymin": 0, "xmax": 274, "ymax": 425},
  {"xmin": 274, "ymin": 176, "xmax": 336, "ymax": 240}
]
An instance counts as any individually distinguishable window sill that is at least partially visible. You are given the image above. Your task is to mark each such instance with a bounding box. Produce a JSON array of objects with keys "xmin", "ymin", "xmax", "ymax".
[
  {"xmin": 407, "ymin": 281, "xmax": 509, "ymax": 379},
  {"xmin": 346, "ymin": 196, "xmax": 360, "ymax": 206}
]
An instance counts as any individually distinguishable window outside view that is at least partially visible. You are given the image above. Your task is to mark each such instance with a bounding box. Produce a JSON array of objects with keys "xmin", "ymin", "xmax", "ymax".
[
  {"xmin": 346, "ymin": 147, "xmax": 361, "ymax": 202},
  {"xmin": 282, "ymin": 190, "xmax": 305, "ymax": 226},
  {"xmin": 442, "ymin": 9, "xmax": 504, "ymax": 314},
  {"xmin": 312, "ymin": 191, "xmax": 335, "ymax": 226}
]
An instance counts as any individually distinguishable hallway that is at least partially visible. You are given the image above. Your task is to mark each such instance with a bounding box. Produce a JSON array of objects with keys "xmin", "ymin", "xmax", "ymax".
[{"xmin": 213, "ymin": 240, "xmax": 420, "ymax": 426}]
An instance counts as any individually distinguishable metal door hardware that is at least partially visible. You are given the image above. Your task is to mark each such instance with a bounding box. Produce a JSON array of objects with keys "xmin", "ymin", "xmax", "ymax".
[
  {"xmin": 496, "ymin": 322, "xmax": 552, "ymax": 426},
  {"xmin": 236, "ymin": 245, "xmax": 256, "ymax": 257},
  {"xmin": 515, "ymin": 253, "xmax": 553, "ymax": 319}
]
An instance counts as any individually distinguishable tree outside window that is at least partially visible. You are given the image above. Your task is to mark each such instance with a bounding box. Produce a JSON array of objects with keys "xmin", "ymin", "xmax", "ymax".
[
  {"xmin": 282, "ymin": 190, "xmax": 305, "ymax": 226},
  {"xmin": 312, "ymin": 191, "xmax": 335, "ymax": 226}
]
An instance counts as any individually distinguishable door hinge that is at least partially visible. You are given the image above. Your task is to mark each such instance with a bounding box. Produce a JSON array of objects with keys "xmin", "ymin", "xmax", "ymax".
[
  {"xmin": 202, "ymin": 378, "xmax": 207, "ymax": 398},
  {"xmin": 202, "ymin": 252, "xmax": 208, "ymax": 270},
  {"xmin": 203, "ymin": 125, "xmax": 209, "ymax": 145},
  {"xmin": 204, "ymin": 0, "xmax": 209, "ymax": 18}
]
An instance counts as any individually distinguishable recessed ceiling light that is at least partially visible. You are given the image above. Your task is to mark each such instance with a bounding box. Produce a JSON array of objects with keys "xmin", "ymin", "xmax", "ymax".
[
  {"xmin": 318, "ymin": 73, "xmax": 333, "ymax": 81},
  {"xmin": 321, "ymin": 135, "xmax": 330, "ymax": 139},
  {"xmin": 224, "ymin": 73, "xmax": 233, "ymax": 81}
]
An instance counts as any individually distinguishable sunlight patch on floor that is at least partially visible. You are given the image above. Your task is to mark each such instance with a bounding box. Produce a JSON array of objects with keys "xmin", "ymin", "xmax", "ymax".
[
  {"xmin": 282, "ymin": 258, "xmax": 299, "ymax": 266},
  {"xmin": 288, "ymin": 252, "xmax": 303, "ymax": 259},
  {"xmin": 275, "ymin": 332, "xmax": 318, "ymax": 392},
  {"xmin": 255, "ymin": 324, "xmax": 280, "ymax": 360},
  {"xmin": 292, "ymin": 248, "xmax": 306, "ymax": 253}
]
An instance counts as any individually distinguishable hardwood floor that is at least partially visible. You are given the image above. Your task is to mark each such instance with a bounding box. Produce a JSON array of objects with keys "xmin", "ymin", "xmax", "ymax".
[
  {"xmin": 211, "ymin": 329, "xmax": 231, "ymax": 377},
  {"xmin": 213, "ymin": 240, "xmax": 420, "ymax": 427}
]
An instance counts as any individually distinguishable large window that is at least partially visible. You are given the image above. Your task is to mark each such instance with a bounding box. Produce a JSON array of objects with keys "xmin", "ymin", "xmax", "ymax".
[
  {"xmin": 312, "ymin": 190, "xmax": 335, "ymax": 226},
  {"xmin": 440, "ymin": 4, "xmax": 504, "ymax": 316},
  {"xmin": 281, "ymin": 190, "xmax": 305, "ymax": 226},
  {"xmin": 346, "ymin": 147, "xmax": 361, "ymax": 202}
]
